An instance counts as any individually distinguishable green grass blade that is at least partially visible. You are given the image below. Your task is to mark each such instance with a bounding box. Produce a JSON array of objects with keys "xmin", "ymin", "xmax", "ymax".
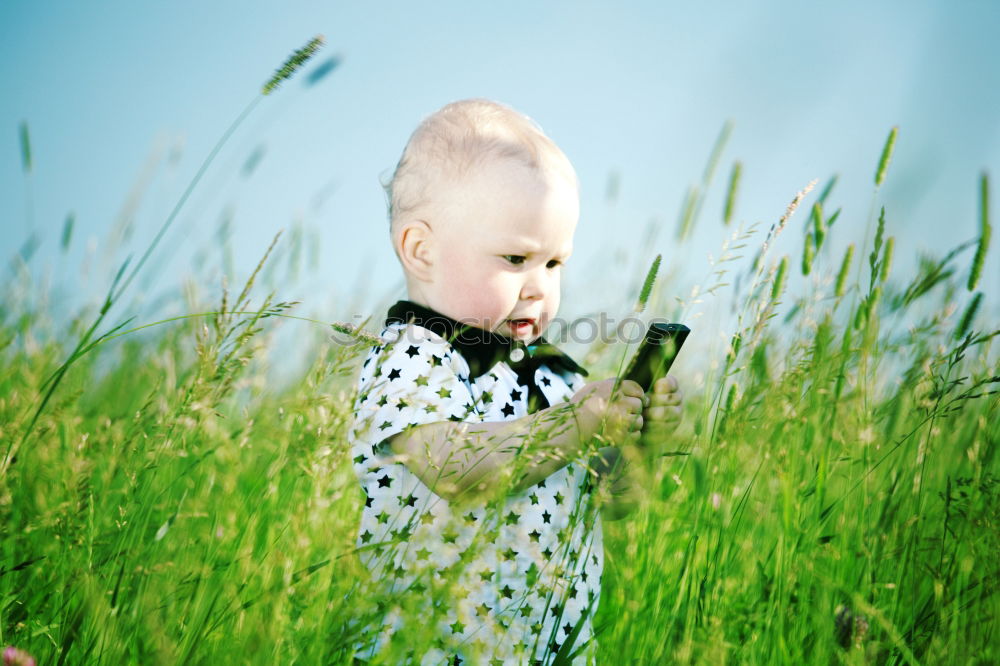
[
  {"xmin": 723, "ymin": 161, "xmax": 742, "ymax": 226},
  {"xmin": 60, "ymin": 212, "xmax": 75, "ymax": 252},
  {"xmin": 18, "ymin": 121, "xmax": 32, "ymax": 173}
]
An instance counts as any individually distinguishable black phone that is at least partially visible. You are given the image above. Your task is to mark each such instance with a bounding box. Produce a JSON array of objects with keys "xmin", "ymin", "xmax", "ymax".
[{"xmin": 621, "ymin": 322, "xmax": 690, "ymax": 392}]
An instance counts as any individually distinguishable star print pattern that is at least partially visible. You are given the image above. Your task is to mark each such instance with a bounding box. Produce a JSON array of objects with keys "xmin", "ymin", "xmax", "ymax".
[{"xmin": 348, "ymin": 319, "xmax": 604, "ymax": 665}]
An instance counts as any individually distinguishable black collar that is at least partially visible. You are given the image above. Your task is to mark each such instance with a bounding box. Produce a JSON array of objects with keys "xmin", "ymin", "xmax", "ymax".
[{"xmin": 385, "ymin": 299, "xmax": 588, "ymax": 380}]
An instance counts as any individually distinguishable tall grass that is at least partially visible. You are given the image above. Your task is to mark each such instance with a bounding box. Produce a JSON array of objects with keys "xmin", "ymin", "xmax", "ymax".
[{"xmin": 1, "ymin": 73, "xmax": 997, "ymax": 666}]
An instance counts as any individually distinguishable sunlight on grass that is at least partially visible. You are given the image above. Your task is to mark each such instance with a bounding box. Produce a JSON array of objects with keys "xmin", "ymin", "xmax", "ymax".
[{"xmin": 1, "ymin": 54, "xmax": 997, "ymax": 665}]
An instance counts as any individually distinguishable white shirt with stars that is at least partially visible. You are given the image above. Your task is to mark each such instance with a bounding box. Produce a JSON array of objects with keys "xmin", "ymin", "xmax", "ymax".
[{"xmin": 348, "ymin": 300, "xmax": 605, "ymax": 665}]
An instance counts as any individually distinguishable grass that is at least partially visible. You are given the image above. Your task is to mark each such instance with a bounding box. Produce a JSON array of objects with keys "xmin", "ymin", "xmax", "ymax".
[{"xmin": 2, "ymin": 51, "xmax": 998, "ymax": 665}]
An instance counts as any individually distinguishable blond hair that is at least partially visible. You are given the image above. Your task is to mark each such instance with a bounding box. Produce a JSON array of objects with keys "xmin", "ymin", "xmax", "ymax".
[{"xmin": 383, "ymin": 98, "xmax": 578, "ymax": 234}]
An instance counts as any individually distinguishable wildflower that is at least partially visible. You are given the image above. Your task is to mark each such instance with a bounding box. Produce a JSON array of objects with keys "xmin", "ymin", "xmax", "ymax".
[{"xmin": 3, "ymin": 646, "xmax": 36, "ymax": 666}]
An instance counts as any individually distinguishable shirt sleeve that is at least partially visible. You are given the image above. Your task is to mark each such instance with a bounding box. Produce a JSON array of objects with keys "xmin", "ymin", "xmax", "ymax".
[
  {"xmin": 348, "ymin": 324, "xmax": 481, "ymax": 483},
  {"xmin": 535, "ymin": 364, "xmax": 587, "ymax": 408},
  {"xmin": 565, "ymin": 371, "xmax": 586, "ymax": 395}
]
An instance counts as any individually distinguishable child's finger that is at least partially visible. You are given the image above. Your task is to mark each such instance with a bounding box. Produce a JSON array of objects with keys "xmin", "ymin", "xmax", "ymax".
[
  {"xmin": 653, "ymin": 375, "xmax": 680, "ymax": 394},
  {"xmin": 651, "ymin": 390, "xmax": 683, "ymax": 406},
  {"xmin": 618, "ymin": 379, "xmax": 645, "ymax": 399},
  {"xmin": 645, "ymin": 404, "xmax": 682, "ymax": 422},
  {"xmin": 622, "ymin": 394, "xmax": 644, "ymax": 415}
]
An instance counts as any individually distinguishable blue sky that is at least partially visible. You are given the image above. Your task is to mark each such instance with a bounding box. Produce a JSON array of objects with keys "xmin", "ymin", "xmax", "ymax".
[{"xmin": 2, "ymin": 1, "xmax": 997, "ymax": 359}]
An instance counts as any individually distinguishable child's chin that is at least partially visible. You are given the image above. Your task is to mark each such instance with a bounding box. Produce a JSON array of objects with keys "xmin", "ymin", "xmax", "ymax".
[{"xmin": 517, "ymin": 329, "xmax": 543, "ymax": 344}]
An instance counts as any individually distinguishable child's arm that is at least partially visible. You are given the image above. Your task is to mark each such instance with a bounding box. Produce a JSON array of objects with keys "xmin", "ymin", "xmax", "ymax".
[{"xmin": 385, "ymin": 378, "xmax": 644, "ymax": 505}]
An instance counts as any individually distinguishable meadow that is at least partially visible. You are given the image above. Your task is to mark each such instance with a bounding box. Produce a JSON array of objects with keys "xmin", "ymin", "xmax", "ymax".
[{"xmin": 1, "ymin": 39, "xmax": 997, "ymax": 665}]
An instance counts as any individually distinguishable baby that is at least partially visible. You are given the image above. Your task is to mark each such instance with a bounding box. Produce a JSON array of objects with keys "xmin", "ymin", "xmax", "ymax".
[{"xmin": 347, "ymin": 99, "xmax": 683, "ymax": 664}]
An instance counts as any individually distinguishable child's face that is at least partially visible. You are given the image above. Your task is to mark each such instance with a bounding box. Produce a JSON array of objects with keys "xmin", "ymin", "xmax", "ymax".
[{"xmin": 419, "ymin": 157, "xmax": 578, "ymax": 343}]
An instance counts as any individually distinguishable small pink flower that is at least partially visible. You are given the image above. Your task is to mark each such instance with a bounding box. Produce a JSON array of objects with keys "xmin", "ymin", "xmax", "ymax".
[{"xmin": 3, "ymin": 646, "xmax": 36, "ymax": 666}]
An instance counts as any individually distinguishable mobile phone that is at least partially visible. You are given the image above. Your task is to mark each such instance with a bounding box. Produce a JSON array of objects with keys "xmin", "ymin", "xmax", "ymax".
[{"xmin": 621, "ymin": 322, "xmax": 690, "ymax": 392}]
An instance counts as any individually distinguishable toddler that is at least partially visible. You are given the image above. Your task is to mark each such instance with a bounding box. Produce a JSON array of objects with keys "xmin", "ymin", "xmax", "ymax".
[{"xmin": 347, "ymin": 99, "xmax": 683, "ymax": 664}]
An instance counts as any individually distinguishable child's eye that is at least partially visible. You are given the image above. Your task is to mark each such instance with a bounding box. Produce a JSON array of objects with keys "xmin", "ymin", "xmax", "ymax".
[
  {"xmin": 503, "ymin": 255, "xmax": 526, "ymax": 266},
  {"xmin": 546, "ymin": 259, "xmax": 562, "ymax": 269}
]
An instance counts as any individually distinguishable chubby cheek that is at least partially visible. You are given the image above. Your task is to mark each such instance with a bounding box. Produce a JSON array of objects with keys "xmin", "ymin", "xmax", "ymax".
[
  {"xmin": 476, "ymin": 273, "xmax": 521, "ymax": 329},
  {"xmin": 441, "ymin": 258, "xmax": 513, "ymax": 328}
]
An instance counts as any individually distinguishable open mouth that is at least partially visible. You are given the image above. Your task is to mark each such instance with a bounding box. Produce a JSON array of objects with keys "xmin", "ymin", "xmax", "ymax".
[{"xmin": 507, "ymin": 318, "xmax": 536, "ymax": 335}]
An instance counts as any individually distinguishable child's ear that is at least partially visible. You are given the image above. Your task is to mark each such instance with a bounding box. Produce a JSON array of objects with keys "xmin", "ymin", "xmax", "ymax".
[{"xmin": 396, "ymin": 218, "xmax": 434, "ymax": 282}]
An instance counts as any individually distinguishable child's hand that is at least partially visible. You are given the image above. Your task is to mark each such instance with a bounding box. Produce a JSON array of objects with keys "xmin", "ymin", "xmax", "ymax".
[
  {"xmin": 569, "ymin": 378, "xmax": 645, "ymax": 449},
  {"xmin": 639, "ymin": 375, "xmax": 684, "ymax": 450}
]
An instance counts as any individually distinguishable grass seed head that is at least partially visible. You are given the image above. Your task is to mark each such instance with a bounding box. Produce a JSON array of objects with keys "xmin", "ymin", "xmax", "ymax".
[
  {"xmin": 811, "ymin": 202, "xmax": 826, "ymax": 248},
  {"xmin": 835, "ymin": 244, "xmax": 855, "ymax": 298},
  {"xmin": 771, "ymin": 255, "xmax": 788, "ymax": 302},
  {"xmin": 955, "ymin": 292, "xmax": 983, "ymax": 340},
  {"xmin": 967, "ymin": 171, "xmax": 991, "ymax": 291},
  {"xmin": 263, "ymin": 35, "xmax": 325, "ymax": 95},
  {"xmin": 635, "ymin": 254, "xmax": 661, "ymax": 313},
  {"xmin": 61, "ymin": 213, "xmax": 75, "ymax": 252},
  {"xmin": 818, "ymin": 174, "xmax": 838, "ymax": 204},
  {"xmin": 331, "ymin": 321, "xmax": 382, "ymax": 345},
  {"xmin": 875, "ymin": 126, "xmax": 898, "ymax": 187},
  {"xmin": 801, "ymin": 234, "xmax": 815, "ymax": 276},
  {"xmin": 778, "ymin": 180, "xmax": 817, "ymax": 233},
  {"xmin": 18, "ymin": 121, "xmax": 31, "ymax": 173},
  {"xmin": 879, "ymin": 236, "xmax": 895, "ymax": 283}
]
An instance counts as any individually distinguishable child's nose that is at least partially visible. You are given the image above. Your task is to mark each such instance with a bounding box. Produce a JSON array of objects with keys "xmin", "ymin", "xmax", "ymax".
[{"xmin": 519, "ymin": 269, "xmax": 547, "ymax": 300}]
